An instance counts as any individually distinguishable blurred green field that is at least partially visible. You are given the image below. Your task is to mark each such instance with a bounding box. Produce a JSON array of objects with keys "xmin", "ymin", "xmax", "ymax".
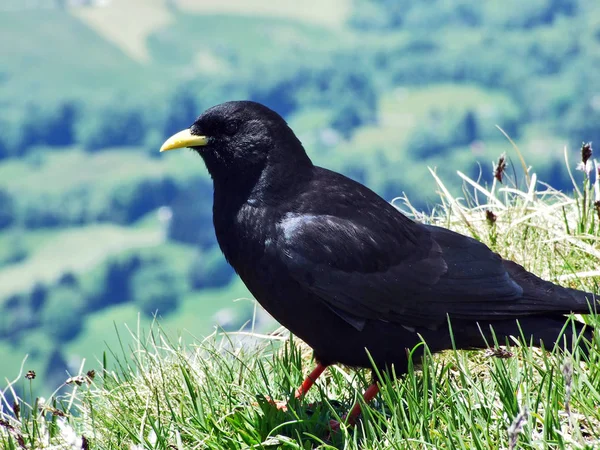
[
  {"xmin": 71, "ymin": 0, "xmax": 349, "ymax": 63},
  {"xmin": 0, "ymin": 9, "xmax": 147, "ymax": 105},
  {"xmin": 178, "ymin": 0, "xmax": 350, "ymax": 28},
  {"xmin": 0, "ymin": 225, "xmax": 162, "ymax": 301},
  {"xmin": 348, "ymin": 84, "xmax": 519, "ymax": 158},
  {"xmin": 65, "ymin": 277, "xmax": 254, "ymax": 368},
  {"xmin": 0, "ymin": 147, "xmax": 201, "ymax": 193},
  {"xmin": 0, "ymin": 5, "xmax": 345, "ymax": 112},
  {"xmin": 147, "ymin": 13, "xmax": 345, "ymax": 67}
]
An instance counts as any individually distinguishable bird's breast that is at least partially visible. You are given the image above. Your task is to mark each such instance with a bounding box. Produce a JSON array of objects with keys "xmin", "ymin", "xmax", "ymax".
[{"xmin": 213, "ymin": 202, "xmax": 274, "ymax": 269}]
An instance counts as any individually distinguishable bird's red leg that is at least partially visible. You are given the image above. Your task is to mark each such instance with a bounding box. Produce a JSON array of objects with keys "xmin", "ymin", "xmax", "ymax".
[
  {"xmin": 345, "ymin": 383, "xmax": 380, "ymax": 423},
  {"xmin": 295, "ymin": 363, "xmax": 327, "ymax": 398},
  {"xmin": 330, "ymin": 383, "xmax": 380, "ymax": 432},
  {"xmin": 262, "ymin": 363, "xmax": 327, "ymax": 411}
]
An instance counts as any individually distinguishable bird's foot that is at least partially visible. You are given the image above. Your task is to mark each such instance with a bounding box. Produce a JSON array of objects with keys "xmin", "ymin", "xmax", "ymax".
[
  {"xmin": 254, "ymin": 396, "xmax": 289, "ymax": 411},
  {"xmin": 329, "ymin": 419, "xmax": 341, "ymax": 433},
  {"xmin": 323, "ymin": 419, "xmax": 343, "ymax": 442}
]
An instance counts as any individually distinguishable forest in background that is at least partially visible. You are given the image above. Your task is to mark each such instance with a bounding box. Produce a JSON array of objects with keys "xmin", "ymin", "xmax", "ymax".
[{"xmin": 1, "ymin": 0, "xmax": 599, "ymax": 393}]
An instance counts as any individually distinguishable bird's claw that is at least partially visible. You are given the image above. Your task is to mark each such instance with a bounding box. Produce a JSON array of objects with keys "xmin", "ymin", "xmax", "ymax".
[
  {"xmin": 260, "ymin": 396, "xmax": 288, "ymax": 411},
  {"xmin": 329, "ymin": 419, "xmax": 341, "ymax": 433},
  {"xmin": 322, "ymin": 419, "xmax": 342, "ymax": 441}
]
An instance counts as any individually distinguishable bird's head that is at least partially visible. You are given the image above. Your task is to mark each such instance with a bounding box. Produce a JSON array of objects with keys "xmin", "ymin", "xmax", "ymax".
[{"xmin": 160, "ymin": 101, "xmax": 312, "ymax": 192}]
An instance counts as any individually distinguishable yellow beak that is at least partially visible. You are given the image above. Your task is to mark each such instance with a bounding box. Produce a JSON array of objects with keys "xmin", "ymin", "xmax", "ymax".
[{"xmin": 160, "ymin": 129, "xmax": 209, "ymax": 152}]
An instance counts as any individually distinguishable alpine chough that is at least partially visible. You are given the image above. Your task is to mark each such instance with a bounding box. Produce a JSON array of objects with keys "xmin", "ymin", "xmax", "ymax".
[{"xmin": 160, "ymin": 101, "xmax": 597, "ymax": 427}]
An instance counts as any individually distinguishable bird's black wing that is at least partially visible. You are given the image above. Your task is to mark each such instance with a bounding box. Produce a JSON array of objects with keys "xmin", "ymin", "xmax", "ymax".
[{"xmin": 275, "ymin": 207, "xmax": 529, "ymax": 330}]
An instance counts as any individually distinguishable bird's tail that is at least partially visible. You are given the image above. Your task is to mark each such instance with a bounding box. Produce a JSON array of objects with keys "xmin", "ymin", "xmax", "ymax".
[
  {"xmin": 503, "ymin": 259, "xmax": 599, "ymax": 316},
  {"xmin": 452, "ymin": 315, "xmax": 596, "ymax": 356}
]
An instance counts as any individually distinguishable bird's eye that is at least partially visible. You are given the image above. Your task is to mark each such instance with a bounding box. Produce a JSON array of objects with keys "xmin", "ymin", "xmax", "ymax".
[{"xmin": 224, "ymin": 120, "xmax": 239, "ymax": 136}]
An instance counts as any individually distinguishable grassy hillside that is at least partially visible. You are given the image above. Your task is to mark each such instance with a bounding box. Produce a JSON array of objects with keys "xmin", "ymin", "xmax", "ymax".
[
  {"xmin": 72, "ymin": 0, "xmax": 349, "ymax": 63},
  {"xmin": 0, "ymin": 225, "xmax": 161, "ymax": 301},
  {"xmin": 1, "ymin": 161, "xmax": 599, "ymax": 449},
  {"xmin": 0, "ymin": 9, "xmax": 147, "ymax": 104}
]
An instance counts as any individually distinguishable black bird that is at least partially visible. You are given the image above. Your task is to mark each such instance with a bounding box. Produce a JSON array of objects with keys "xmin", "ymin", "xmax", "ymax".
[{"xmin": 160, "ymin": 101, "xmax": 597, "ymax": 425}]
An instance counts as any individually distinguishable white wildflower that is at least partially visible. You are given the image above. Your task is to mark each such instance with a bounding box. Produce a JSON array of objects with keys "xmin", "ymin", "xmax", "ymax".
[
  {"xmin": 148, "ymin": 428, "xmax": 157, "ymax": 446},
  {"xmin": 38, "ymin": 414, "xmax": 50, "ymax": 447},
  {"xmin": 57, "ymin": 418, "xmax": 82, "ymax": 449}
]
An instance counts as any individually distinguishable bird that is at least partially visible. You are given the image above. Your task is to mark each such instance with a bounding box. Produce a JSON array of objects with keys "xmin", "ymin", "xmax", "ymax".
[{"xmin": 160, "ymin": 100, "xmax": 597, "ymax": 427}]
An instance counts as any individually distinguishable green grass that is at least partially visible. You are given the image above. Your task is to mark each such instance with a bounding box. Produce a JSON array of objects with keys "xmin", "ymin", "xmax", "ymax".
[
  {"xmin": 2, "ymin": 152, "xmax": 599, "ymax": 448},
  {"xmin": 3, "ymin": 321, "xmax": 599, "ymax": 449}
]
